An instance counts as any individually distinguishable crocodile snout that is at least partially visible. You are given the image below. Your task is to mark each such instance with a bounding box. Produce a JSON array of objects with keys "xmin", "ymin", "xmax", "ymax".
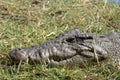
[{"xmin": 9, "ymin": 48, "xmax": 29, "ymax": 61}]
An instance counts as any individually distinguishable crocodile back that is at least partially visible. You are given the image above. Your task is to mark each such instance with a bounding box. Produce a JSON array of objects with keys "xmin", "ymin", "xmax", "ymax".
[{"xmin": 95, "ymin": 32, "xmax": 120, "ymax": 65}]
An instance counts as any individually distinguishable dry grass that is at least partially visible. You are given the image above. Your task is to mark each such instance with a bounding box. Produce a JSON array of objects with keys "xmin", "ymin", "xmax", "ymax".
[{"xmin": 0, "ymin": 0, "xmax": 120, "ymax": 79}]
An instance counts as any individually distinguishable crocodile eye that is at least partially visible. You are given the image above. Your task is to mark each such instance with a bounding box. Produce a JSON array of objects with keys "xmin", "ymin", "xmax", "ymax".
[
  {"xmin": 66, "ymin": 38, "xmax": 75, "ymax": 43},
  {"xmin": 99, "ymin": 35, "xmax": 105, "ymax": 38},
  {"xmin": 16, "ymin": 48, "xmax": 22, "ymax": 51}
]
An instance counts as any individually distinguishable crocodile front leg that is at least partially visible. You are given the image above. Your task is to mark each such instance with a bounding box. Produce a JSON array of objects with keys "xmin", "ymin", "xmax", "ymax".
[{"xmin": 47, "ymin": 49, "xmax": 108, "ymax": 67}]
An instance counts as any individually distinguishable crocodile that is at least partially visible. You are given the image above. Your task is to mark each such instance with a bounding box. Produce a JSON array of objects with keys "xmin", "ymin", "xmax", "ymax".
[{"xmin": 9, "ymin": 29, "xmax": 120, "ymax": 67}]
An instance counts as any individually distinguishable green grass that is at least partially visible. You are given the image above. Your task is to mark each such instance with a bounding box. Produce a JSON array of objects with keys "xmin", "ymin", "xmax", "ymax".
[{"xmin": 0, "ymin": 0, "xmax": 120, "ymax": 79}]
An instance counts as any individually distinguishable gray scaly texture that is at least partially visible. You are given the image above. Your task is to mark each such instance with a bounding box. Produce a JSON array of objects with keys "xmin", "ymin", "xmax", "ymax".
[{"xmin": 9, "ymin": 29, "xmax": 120, "ymax": 66}]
